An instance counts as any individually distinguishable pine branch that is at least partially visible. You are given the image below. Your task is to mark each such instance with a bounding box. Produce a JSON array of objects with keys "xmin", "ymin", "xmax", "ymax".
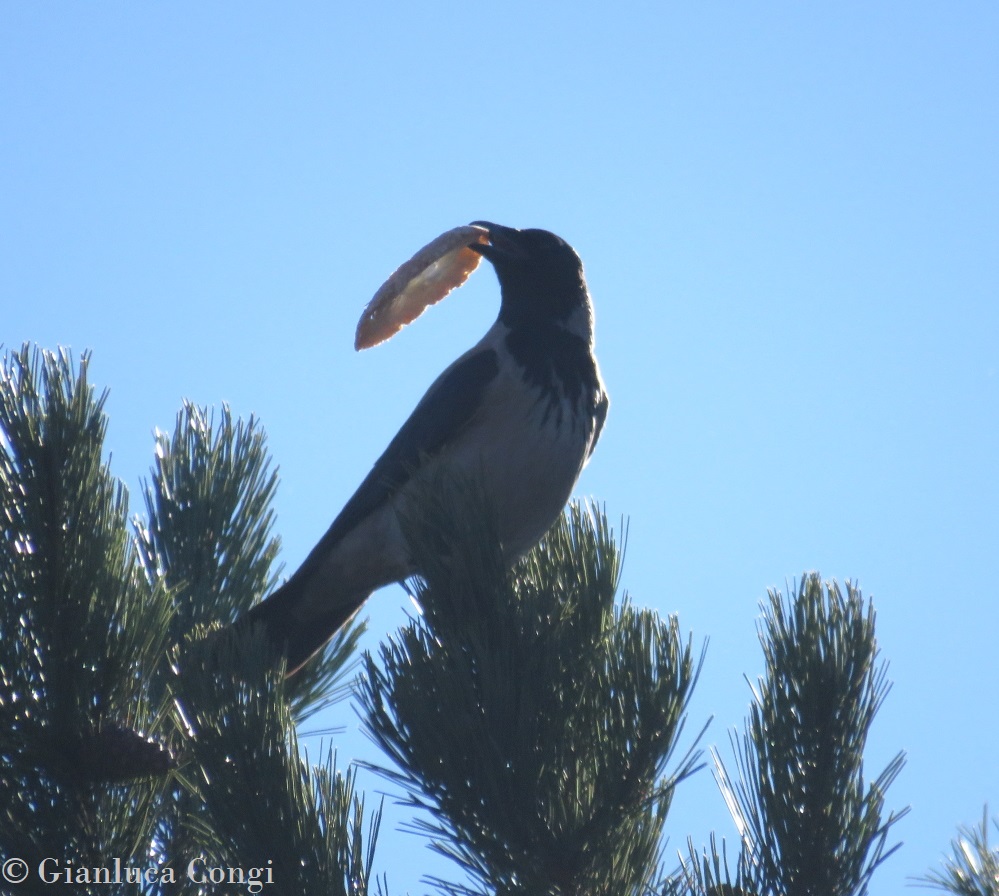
[
  {"xmin": 679, "ymin": 574, "xmax": 907, "ymax": 896},
  {"xmin": 136, "ymin": 401, "xmax": 282, "ymax": 630},
  {"xmin": 136, "ymin": 400, "xmax": 361, "ymax": 722},
  {"xmin": 174, "ymin": 627, "xmax": 383, "ymax": 896},
  {"xmin": 359, "ymin": 472, "xmax": 703, "ymax": 896},
  {"xmin": 135, "ymin": 392, "xmax": 373, "ymax": 893},
  {"xmin": 0, "ymin": 344, "xmax": 175, "ymax": 885},
  {"xmin": 918, "ymin": 808, "xmax": 999, "ymax": 896}
]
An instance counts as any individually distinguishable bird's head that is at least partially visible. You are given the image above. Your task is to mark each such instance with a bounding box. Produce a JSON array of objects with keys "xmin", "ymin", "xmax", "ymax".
[{"xmin": 467, "ymin": 222, "xmax": 591, "ymax": 335}]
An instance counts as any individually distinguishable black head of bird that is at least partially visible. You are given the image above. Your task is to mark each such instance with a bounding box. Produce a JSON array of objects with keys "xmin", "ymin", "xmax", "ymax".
[{"xmin": 470, "ymin": 221, "xmax": 590, "ymax": 331}]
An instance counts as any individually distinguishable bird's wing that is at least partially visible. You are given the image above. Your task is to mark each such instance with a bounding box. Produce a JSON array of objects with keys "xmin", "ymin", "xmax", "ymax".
[{"xmin": 299, "ymin": 346, "xmax": 500, "ymax": 566}]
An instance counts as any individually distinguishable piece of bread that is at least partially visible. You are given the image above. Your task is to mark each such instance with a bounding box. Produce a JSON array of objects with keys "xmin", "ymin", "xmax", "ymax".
[{"xmin": 355, "ymin": 224, "xmax": 490, "ymax": 350}]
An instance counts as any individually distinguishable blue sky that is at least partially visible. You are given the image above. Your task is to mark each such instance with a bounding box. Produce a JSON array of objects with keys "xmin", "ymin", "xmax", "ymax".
[{"xmin": 4, "ymin": 3, "xmax": 997, "ymax": 891}]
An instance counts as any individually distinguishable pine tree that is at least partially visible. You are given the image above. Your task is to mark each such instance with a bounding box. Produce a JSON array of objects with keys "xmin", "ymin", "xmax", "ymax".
[{"xmin": 1, "ymin": 344, "xmax": 918, "ymax": 895}]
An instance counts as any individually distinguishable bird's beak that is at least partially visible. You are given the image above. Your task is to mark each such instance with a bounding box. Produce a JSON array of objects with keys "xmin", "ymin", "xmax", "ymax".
[{"xmin": 468, "ymin": 221, "xmax": 527, "ymax": 261}]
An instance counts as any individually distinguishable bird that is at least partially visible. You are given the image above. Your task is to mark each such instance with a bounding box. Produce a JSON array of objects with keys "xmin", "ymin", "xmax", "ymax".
[{"xmin": 242, "ymin": 221, "xmax": 609, "ymax": 674}]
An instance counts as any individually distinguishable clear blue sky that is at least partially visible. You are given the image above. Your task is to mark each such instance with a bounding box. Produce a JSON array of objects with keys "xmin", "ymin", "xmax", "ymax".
[{"xmin": 4, "ymin": 3, "xmax": 997, "ymax": 891}]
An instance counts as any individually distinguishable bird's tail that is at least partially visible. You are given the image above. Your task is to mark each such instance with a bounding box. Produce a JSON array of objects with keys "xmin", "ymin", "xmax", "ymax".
[{"xmin": 239, "ymin": 577, "xmax": 370, "ymax": 676}]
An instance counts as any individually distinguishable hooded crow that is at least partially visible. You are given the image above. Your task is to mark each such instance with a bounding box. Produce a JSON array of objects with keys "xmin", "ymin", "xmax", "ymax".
[{"xmin": 243, "ymin": 222, "xmax": 608, "ymax": 673}]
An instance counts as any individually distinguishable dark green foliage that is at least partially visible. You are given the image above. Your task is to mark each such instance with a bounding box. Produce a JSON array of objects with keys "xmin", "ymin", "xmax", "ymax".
[
  {"xmin": 0, "ymin": 344, "xmax": 379, "ymax": 895},
  {"xmin": 174, "ymin": 627, "xmax": 382, "ymax": 896},
  {"xmin": 677, "ymin": 575, "xmax": 907, "ymax": 896},
  {"xmin": 2, "ymin": 342, "xmax": 921, "ymax": 896},
  {"xmin": 359, "ymin": 473, "xmax": 703, "ymax": 896},
  {"xmin": 136, "ymin": 401, "xmax": 362, "ymax": 724},
  {"xmin": 136, "ymin": 398, "xmax": 371, "ymax": 894},
  {"xmin": 919, "ymin": 808, "xmax": 999, "ymax": 896},
  {"xmin": 0, "ymin": 345, "xmax": 175, "ymax": 887},
  {"xmin": 136, "ymin": 401, "xmax": 281, "ymax": 632}
]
